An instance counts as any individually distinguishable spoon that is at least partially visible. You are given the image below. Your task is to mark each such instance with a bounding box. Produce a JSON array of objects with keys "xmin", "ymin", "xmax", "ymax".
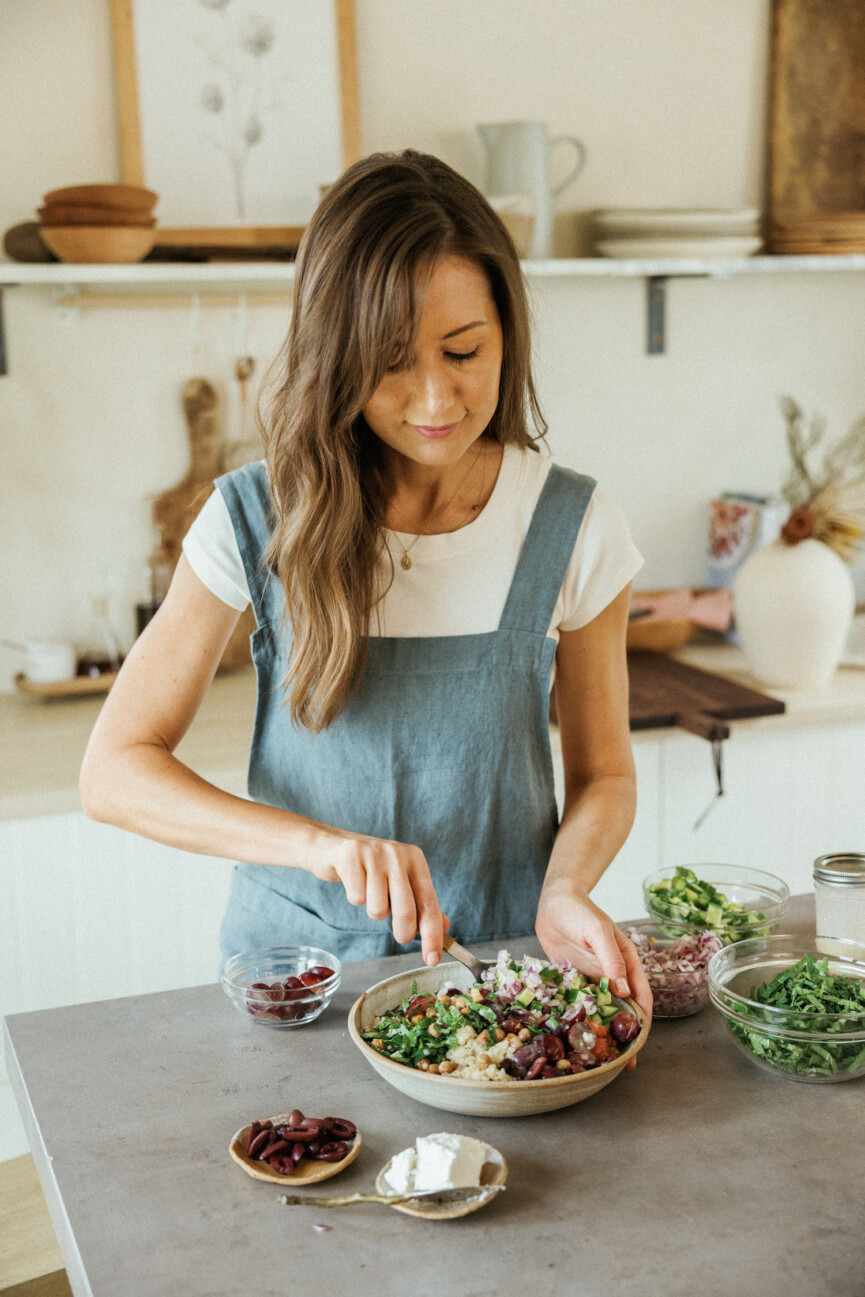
[
  {"xmin": 441, "ymin": 934, "xmax": 495, "ymax": 980},
  {"xmin": 229, "ymin": 1119, "xmax": 362, "ymax": 1186},
  {"xmin": 279, "ymin": 1185, "xmax": 504, "ymax": 1210}
]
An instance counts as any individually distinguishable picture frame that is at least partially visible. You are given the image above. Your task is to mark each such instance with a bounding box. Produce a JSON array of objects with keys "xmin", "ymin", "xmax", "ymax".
[{"xmin": 109, "ymin": 0, "xmax": 361, "ymax": 251}]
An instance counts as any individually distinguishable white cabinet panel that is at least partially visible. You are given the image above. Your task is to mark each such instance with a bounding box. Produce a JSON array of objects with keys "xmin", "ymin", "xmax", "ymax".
[
  {"xmin": 552, "ymin": 741, "xmax": 662, "ymax": 923},
  {"xmin": 659, "ymin": 720, "xmax": 865, "ymax": 901}
]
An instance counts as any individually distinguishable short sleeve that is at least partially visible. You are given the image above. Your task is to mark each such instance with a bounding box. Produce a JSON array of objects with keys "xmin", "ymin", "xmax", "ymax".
[
  {"xmin": 555, "ymin": 487, "xmax": 643, "ymax": 631},
  {"xmin": 182, "ymin": 489, "xmax": 251, "ymax": 611}
]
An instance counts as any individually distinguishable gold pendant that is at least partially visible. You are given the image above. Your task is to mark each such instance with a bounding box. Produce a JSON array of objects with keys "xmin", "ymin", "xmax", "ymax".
[{"xmin": 401, "ymin": 554, "xmax": 412, "ymax": 571}]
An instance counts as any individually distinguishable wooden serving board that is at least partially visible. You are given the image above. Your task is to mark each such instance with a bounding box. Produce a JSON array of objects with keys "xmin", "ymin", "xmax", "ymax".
[
  {"xmin": 769, "ymin": 0, "xmax": 865, "ymax": 222},
  {"xmin": 627, "ymin": 651, "xmax": 785, "ymax": 738}
]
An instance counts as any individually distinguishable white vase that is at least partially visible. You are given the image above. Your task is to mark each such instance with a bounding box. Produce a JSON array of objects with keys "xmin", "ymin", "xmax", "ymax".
[{"xmin": 733, "ymin": 538, "xmax": 855, "ymax": 692}]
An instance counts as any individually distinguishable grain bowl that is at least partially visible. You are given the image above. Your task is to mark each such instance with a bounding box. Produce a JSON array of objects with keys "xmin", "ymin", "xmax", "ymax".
[{"xmin": 348, "ymin": 960, "xmax": 648, "ymax": 1117}]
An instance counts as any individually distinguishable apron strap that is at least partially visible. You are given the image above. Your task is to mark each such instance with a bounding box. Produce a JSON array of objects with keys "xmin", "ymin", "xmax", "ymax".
[
  {"xmin": 216, "ymin": 462, "xmax": 276, "ymax": 624},
  {"xmin": 498, "ymin": 464, "xmax": 596, "ymax": 635}
]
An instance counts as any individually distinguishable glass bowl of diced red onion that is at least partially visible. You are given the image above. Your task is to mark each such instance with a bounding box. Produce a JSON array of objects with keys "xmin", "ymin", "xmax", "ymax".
[
  {"xmin": 220, "ymin": 946, "xmax": 341, "ymax": 1028},
  {"xmin": 620, "ymin": 922, "xmax": 723, "ymax": 1019}
]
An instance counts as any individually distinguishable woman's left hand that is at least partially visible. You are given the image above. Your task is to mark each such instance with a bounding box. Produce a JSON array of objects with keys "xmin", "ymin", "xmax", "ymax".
[{"xmin": 535, "ymin": 879, "xmax": 653, "ymax": 1028}]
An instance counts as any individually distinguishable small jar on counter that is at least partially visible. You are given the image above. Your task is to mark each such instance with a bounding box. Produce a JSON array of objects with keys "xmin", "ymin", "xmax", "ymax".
[{"xmin": 813, "ymin": 854, "xmax": 865, "ymax": 943}]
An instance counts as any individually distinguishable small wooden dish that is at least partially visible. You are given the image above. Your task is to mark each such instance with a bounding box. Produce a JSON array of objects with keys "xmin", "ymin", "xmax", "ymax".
[
  {"xmin": 374, "ymin": 1144, "xmax": 507, "ymax": 1220},
  {"xmin": 14, "ymin": 672, "xmax": 118, "ymax": 699},
  {"xmin": 229, "ymin": 1119, "xmax": 362, "ymax": 1186}
]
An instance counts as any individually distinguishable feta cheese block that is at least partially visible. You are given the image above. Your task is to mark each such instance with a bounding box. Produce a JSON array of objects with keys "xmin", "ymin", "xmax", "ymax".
[{"xmin": 384, "ymin": 1132, "xmax": 489, "ymax": 1194}]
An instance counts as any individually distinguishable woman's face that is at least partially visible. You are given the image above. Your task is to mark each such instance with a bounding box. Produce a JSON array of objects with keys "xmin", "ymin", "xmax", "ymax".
[{"xmin": 362, "ymin": 254, "xmax": 504, "ymax": 469}]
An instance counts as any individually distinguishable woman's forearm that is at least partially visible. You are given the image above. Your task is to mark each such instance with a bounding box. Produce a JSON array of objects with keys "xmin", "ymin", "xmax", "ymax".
[
  {"xmin": 543, "ymin": 773, "xmax": 636, "ymax": 897},
  {"xmin": 80, "ymin": 740, "xmax": 328, "ymax": 868}
]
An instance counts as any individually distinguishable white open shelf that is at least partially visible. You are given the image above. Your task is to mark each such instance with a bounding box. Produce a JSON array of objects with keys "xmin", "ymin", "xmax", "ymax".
[{"xmin": 4, "ymin": 253, "xmax": 865, "ymax": 290}]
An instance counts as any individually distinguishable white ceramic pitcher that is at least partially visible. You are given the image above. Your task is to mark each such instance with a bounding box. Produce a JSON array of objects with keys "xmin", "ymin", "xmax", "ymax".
[{"xmin": 478, "ymin": 121, "xmax": 586, "ymax": 259}]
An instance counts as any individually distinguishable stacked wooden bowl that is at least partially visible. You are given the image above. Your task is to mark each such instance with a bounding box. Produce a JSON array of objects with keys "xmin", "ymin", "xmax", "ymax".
[
  {"xmin": 38, "ymin": 184, "xmax": 159, "ymax": 263},
  {"xmin": 769, "ymin": 212, "xmax": 865, "ymax": 254}
]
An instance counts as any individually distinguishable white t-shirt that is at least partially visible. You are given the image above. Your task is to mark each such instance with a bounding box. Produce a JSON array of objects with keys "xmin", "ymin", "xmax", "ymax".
[{"xmin": 182, "ymin": 445, "xmax": 643, "ymax": 641}]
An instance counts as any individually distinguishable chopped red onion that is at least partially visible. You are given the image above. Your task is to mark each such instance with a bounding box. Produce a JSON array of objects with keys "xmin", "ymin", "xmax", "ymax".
[{"xmin": 623, "ymin": 926, "xmax": 723, "ymax": 1018}]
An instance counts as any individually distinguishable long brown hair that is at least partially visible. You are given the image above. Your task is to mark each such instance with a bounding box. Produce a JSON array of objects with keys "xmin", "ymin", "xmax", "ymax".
[{"xmin": 260, "ymin": 149, "xmax": 546, "ymax": 731}]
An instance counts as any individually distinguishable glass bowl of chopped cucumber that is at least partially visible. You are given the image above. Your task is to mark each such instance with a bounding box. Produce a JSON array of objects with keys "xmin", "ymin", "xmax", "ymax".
[
  {"xmin": 708, "ymin": 934, "xmax": 865, "ymax": 1082},
  {"xmin": 643, "ymin": 864, "xmax": 790, "ymax": 945}
]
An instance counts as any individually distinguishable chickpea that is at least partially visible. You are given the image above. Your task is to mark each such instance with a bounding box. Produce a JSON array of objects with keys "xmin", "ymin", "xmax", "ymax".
[
  {"xmin": 493, "ymin": 1026, "xmax": 505, "ymax": 1043},
  {"xmin": 439, "ymin": 1060, "xmax": 457, "ymax": 1074},
  {"xmin": 428, "ymin": 1025, "xmax": 440, "ymax": 1038},
  {"xmin": 556, "ymin": 1059, "xmax": 571, "ymax": 1071},
  {"xmin": 372, "ymin": 1038, "xmax": 385, "ymax": 1050},
  {"xmin": 518, "ymin": 1027, "xmax": 532, "ymax": 1041},
  {"xmin": 459, "ymin": 1006, "xmax": 471, "ymax": 1016},
  {"xmin": 505, "ymin": 1033, "xmax": 518, "ymax": 1046},
  {"xmin": 427, "ymin": 1063, "xmax": 440, "ymax": 1075},
  {"xmin": 411, "ymin": 1013, "xmax": 425, "ymax": 1023},
  {"xmin": 453, "ymin": 996, "xmax": 468, "ymax": 1010},
  {"xmin": 417, "ymin": 1059, "xmax": 430, "ymax": 1071},
  {"xmin": 477, "ymin": 1053, "xmax": 491, "ymax": 1069},
  {"xmin": 469, "ymin": 987, "xmax": 484, "ymax": 1002}
]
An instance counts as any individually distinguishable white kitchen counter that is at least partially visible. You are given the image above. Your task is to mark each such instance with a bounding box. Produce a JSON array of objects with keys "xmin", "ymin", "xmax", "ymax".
[{"xmin": 5, "ymin": 646, "xmax": 865, "ymax": 821}]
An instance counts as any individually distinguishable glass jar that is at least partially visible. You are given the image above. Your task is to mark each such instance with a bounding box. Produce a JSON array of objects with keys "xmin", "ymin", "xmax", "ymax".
[{"xmin": 813, "ymin": 854, "xmax": 865, "ymax": 943}]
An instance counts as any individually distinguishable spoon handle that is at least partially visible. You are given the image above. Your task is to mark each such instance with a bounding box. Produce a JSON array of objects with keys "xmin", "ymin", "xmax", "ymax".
[
  {"xmin": 442, "ymin": 934, "xmax": 484, "ymax": 979},
  {"xmin": 279, "ymin": 1191, "xmax": 416, "ymax": 1207}
]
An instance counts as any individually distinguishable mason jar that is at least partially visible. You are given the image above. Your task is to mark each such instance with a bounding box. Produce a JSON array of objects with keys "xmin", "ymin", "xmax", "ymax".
[{"xmin": 813, "ymin": 854, "xmax": 865, "ymax": 943}]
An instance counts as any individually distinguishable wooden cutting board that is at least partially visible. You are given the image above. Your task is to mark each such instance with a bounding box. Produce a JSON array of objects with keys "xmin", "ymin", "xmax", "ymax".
[
  {"xmin": 769, "ymin": 0, "xmax": 865, "ymax": 222},
  {"xmin": 627, "ymin": 651, "xmax": 785, "ymax": 739}
]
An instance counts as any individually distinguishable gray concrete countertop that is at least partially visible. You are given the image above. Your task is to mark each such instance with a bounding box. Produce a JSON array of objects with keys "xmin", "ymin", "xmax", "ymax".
[{"xmin": 5, "ymin": 895, "xmax": 864, "ymax": 1297}]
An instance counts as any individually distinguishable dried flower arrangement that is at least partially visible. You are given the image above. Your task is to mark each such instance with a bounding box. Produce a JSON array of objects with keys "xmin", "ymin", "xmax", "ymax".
[{"xmin": 778, "ymin": 396, "xmax": 865, "ymax": 562}]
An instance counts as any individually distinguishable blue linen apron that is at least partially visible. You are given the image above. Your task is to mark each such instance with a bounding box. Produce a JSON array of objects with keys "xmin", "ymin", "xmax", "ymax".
[{"xmin": 217, "ymin": 459, "xmax": 596, "ymax": 963}]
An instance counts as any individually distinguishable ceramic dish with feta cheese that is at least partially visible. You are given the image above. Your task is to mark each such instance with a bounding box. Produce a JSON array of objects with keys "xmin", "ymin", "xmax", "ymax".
[
  {"xmin": 348, "ymin": 951, "xmax": 649, "ymax": 1117},
  {"xmin": 375, "ymin": 1133, "xmax": 507, "ymax": 1219}
]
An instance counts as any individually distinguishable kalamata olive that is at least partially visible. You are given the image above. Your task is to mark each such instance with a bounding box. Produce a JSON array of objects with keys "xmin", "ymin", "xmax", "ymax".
[
  {"xmin": 315, "ymin": 1141, "xmax": 348, "ymax": 1162},
  {"xmin": 327, "ymin": 1117, "xmax": 356, "ymax": 1139},
  {"xmin": 286, "ymin": 1109, "xmax": 304, "ymax": 1127},
  {"xmin": 290, "ymin": 1142, "xmax": 305, "ymax": 1166},
  {"xmin": 306, "ymin": 1140, "xmax": 321, "ymax": 1157},
  {"xmin": 247, "ymin": 1128, "xmax": 272, "ymax": 1157},
  {"xmin": 609, "ymin": 1010, "xmax": 639, "ymax": 1043},
  {"xmin": 513, "ymin": 1038, "xmax": 546, "ymax": 1067},
  {"xmin": 502, "ymin": 1018, "xmax": 524, "ymax": 1035},
  {"xmin": 540, "ymin": 1065, "xmax": 560, "ymax": 1079},
  {"xmin": 309, "ymin": 965, "xmax": 335, "ymax": 980},
  {"xmin": 526, "ymin": 1055, "xmax": 547, "ymax": 1080},
  {"xmin": 539, "ymin": 1032, "xmax": 565, "ymax": 1061},
  {"xmin": 497, "ymin": 1057, "xmax": 525, "ymax": 1079},
  {"xmin": 261, "ymin": 1139, "xmax": 289, "ymax": 1161}
]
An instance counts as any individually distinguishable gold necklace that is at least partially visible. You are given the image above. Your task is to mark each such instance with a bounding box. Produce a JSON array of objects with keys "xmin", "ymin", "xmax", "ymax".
[{"xmin": 389, "ymin": 442, "xmax": 486, "ymax": 571}]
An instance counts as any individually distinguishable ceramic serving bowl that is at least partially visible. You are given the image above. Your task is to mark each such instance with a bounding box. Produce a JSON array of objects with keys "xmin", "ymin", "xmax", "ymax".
[
  {"xmin": 347, "ymin": 961, "xmax": 648, "ymax": 1117},
  {"xmin": 39, "ymin": 224, "xmax": 157, "ymax": 264}
]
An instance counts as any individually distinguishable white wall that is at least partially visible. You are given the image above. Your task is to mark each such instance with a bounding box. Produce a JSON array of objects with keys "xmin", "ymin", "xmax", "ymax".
[{"xmin": 1, "ymin": 0, "xmax": 864, "ymax": 689}]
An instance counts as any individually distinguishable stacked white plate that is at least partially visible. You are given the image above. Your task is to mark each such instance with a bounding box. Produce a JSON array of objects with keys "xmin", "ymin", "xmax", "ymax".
[{"xmin": 592, "ymin": 208, "xmax": 763, "ymax": 258}]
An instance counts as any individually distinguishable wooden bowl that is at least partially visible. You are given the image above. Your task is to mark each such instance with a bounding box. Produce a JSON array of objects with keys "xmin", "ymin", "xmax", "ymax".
[
  {"xmin": 43, "ymin": 182, "xmax": 158, "ymax": 210},
  {"xmin": 39, "ymin": 224, "xmax": 157, "ymax": 264},
  {"xmin": 374, "ymin": 1142, "xmax": 507, "ymax": 1220},
  {"xmin": 348, "ymin": 962, "xmax": 648, "ymax": 1118},
  {"xmin": 39, "ymin": 204, "xmax": 157, "ymax": 227},
  {"xmin": 627, "ymin": 588, "xmax": 698, "ymax": 654},
  {"xmin": 229, "ymin": 1118, "xmax": 362, "ymax": 1186}
]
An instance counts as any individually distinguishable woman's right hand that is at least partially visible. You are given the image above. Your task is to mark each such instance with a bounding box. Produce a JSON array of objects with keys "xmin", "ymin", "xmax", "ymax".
[{"xmin": 308, "ymin": 830, "xmax": 448, "ymax": 966}]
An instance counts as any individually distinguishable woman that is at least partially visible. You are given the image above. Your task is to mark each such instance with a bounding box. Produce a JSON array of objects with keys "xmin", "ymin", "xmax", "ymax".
[{"xmin": 80, "ymin": 150, "xmax": 650, "ymax": 1016}]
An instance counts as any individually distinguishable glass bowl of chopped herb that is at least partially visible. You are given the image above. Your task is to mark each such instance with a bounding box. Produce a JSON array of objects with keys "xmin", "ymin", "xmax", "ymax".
[
  {"xmin": 643, "ymin": 864, "xmax": 790, "ymax": 945},
  {"xmin": 708, "ymin": 934, "xmax": 865, "ymax": 1082}
]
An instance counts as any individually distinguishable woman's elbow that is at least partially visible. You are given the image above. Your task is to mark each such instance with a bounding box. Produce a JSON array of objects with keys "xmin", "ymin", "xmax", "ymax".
[{"xmin": 78, "ymin": 747, "xmax": 121, "ymax": 823}]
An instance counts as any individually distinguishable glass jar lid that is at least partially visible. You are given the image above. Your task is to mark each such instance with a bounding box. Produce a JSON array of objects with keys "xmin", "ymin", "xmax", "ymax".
[{"xmin": 813, "ymin": 853, "xmax": 865, "ymax": 886}]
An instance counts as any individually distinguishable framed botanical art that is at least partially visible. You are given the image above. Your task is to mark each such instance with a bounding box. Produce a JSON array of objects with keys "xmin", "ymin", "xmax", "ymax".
[{"xmin": 109, "ymin": 0, "xmax": 361, "ymax": 250}]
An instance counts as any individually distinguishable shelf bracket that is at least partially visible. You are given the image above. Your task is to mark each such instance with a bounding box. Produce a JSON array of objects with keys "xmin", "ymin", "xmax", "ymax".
[
  {"xmin": 0, "ymin": 288, "xmax": 7, "ymax": 376},
  {"xmin": 646, "ymin": 275, "xmax": 668, "ymax": 354}
]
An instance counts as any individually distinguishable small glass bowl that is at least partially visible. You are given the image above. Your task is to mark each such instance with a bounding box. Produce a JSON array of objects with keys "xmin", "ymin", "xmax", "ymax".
[
  {"xmin": 708, "ymin": 934, "xmax": 865, "ymax": 1083},
  {"xmin": 642, "ymin": 864, "xmax": 790, "ymax": 945},
  {"xmin": 621, "ymin": 921, "xmax": 717, "ymax": 1018},
  {"xmin": 220, "ymin": 945, "xmax": 341, "ymax": 1029}
]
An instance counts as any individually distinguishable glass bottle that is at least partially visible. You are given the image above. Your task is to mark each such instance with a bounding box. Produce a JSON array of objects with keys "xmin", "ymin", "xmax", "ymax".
[
  {"xmin": 813, "ymin": 854, "xmax": 865, "ymax": 944},
  {"xmin": 76, "ymin": 596, "xmax": 123, "ymax": 678}
]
